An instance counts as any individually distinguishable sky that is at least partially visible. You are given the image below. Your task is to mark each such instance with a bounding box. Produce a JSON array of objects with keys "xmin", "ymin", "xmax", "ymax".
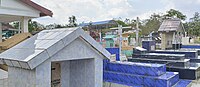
[{"xmin": 32, "ymin": 0, "xmax": 200, "ymax": 25}]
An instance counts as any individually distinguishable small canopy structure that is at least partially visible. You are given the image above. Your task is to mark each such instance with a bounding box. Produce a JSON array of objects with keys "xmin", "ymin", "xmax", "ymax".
[
  {"xmin": 158, "ymin": 18, "xmax": 185, "ymax": 50},
  {"xmin": 0, "ymin": 27, "xmax": 110, "ymax": 87},
  {"xmin": 158, "ymin": 18, "xmax": 185, "ymax": 32},
  {"xmin": 0, "ymin": 0, "xmax": 53, "ymax": 42}
]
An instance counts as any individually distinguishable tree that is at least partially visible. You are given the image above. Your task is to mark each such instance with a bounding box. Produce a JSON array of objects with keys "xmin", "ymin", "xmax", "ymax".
[
  {"xmin": 164, "ymin": 9, "xmax": 186, "ymax": 20},
  {"xmin": 140, "ymin": 13, "xmax": 162, "ymax": 35},
  {"xmin": 115, "ymin": 20, "xmax": 128, "ymax": 27},
  {"xmin": 190, "ymin": 12, "xmax": 200, "ymax": 22},
  {"xmin": 186, "ymin": 12, "xmax": 200, "ymax": 36},
  {"xmin": 12, "ymin": 20, "xmax": 43, "ymax": 33},
  {"xmin": 68, "ymin": 15, "xmax": 77, "ymax": 27}
]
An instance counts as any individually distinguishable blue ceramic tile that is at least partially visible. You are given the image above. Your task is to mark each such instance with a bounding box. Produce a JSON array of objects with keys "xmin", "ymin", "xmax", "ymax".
[
  {"xmin": 105, "ymin": 61, "xmax": 166, "ymax": 76},
  {"xmin": 104, "ymin": 71, "xmax": 179, "ymax": 87},
  {"xmin": 143, "ymin": 77, "xmax": 155, "ymax": 87},
  {"xmin": 156, "ymin": 72, "xmax": 179, "ymax": 87},
  {"xmin": 174, "ymin": 80, "xmax": 192, "ymax": 87}
]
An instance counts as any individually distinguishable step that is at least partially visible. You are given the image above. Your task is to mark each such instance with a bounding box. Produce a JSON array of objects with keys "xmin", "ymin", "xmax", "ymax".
[
  {"xmin": 189, "ymin": 57, "xmax": 200, "ymax": 63},
  {"xmin": 103, "ymin": 71, "xmax": 179, "ymax": 87},
  {"xmin": 104, "ymin": 82, "xmax": 143, "ymax": 87},
  {"xmin": 128, "ymin": 58, "xmax": 190, "ymax": 68},
  {"xmin": 167, "ymin": 63, "xmax": 200, "ymax": 80},
  {"xmin": 128, "ymin": 59, "xmax": 200, "ymax": 80},
  {"xmin": 150, "ymin": 50, "xmax": 198, "ymax": 59},
  {"xmin": 173, "ymin": 80, "xmax": 192, "ymax": 87},
  {"xmin": 132, "ymin": 53, "xmax": 185, "ymax": 60},
  {"xmin": 104, "ymin": 61, "xmax": 166, "ymax": 76}
]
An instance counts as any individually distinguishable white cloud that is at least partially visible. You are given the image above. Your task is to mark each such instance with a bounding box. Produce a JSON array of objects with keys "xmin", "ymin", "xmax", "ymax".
[{"xmin": 32, "ymin": 0, "xmax": 200, "ymax": 25}]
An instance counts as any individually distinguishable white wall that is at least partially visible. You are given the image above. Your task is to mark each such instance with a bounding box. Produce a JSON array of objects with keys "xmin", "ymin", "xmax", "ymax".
[
  {"xmin": 7, "ymin": 59, "xmax": 51, "ymax": 87},
  {"xmin": 0, "ymin": 0, "xmax": 40, "ymax": 17},
  {"xmin": 8, "ymin": 67, "xmax": 36, "ymax": 87}
]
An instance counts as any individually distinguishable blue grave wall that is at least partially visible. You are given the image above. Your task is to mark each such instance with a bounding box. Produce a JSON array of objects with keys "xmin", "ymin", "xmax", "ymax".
[{"xmin": 106, "ymin": 48, "xmax": 120, "ymax": 61}]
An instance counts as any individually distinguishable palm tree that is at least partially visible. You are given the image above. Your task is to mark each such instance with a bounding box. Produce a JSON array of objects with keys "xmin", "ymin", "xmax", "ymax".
[{"xmin": 68, "ymin": 15, "xmax": 77, "ymax": 27}]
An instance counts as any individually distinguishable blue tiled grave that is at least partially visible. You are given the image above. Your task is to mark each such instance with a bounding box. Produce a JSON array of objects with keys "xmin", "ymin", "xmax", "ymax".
[
  {"xmin": 103, "ymin": 71, "xmax": 179, "ymax": 87},
  {"xmin": 103, "ymin": 60, "xmax": 192, "ymax": 87},
  {"xmin": 105, "ymin": 61, "xmax": 166, "ymax": 76}
]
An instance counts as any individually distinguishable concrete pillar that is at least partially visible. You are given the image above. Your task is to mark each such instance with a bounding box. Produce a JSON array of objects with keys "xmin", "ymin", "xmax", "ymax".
[
  {"xmin": 61, "ymin": 61, "xmax": 70, "ymax": 87},
  {"xmin": 95, "ymin": 58, "xmax": 103, "ymax": 87},
  {"xmin": 0, "ymin": 23, "xmax": 2, "ymax": 42},
  {"xmin": 21, "ymin": 17, "xmax": 29, "ymax": 33},
  {"xmin": 161, "ymin": 32, "xmax": 166, "ymax": 50},
  {"xmin": 36, "ymin": 60, "xmax": 51, "ymax": 87}
]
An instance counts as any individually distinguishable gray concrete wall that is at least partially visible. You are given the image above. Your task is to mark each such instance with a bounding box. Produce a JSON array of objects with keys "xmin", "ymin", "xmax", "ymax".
[
  {"xmin": 35, "ymin": 59, "xmax": 51, "ymax": 87},
  {"xmin": 60, "ymin": 59, "xmax": 96, "ymax": 87},
  {"xmin": 70, "ymin": 59, "xmax": 95, "ymax": 87},
  {"xmin": 61, "ymin": 61, "xmax": 70, "ymax": 87},
  {"xmin": 51, "ymin": 38, "xmax": 105, "ymax": 61},
  {"xmin": 95, "ymin": 57, "xmax": 103, "ymax": 87},
  {"xmin": 7, "ymin": 59, "xmax": 51, "ymax": 87},
  {"xmin": 8, "ymin": 67, "xmax": 36, "ymax": 87},
  {"xmin": 52, "ymin": 38, "xmax": 104, "ymax": 87}
]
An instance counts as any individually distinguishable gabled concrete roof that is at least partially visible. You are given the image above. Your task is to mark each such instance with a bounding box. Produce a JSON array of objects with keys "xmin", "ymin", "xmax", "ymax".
[
  {"xmin": 0, "ymin": 27, "xmax": 110, "ymax": 69},
  {"xmin": 21, "ymin": 0, "xmax": 53, "ymax": 17},
  {"xmin": 158, "ymin": 19, "xmax": 183, "ymax": 32}
]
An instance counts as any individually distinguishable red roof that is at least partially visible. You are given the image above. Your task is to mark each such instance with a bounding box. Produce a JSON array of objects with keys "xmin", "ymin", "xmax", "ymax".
[{"xmin": 20, "ymin": 0, "xmax": 53, "ymax": 17}]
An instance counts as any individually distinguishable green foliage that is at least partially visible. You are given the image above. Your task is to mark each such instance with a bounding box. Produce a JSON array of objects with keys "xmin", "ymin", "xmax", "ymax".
[
  {"xmin": 68, "ymin": 15, "xmax": 77, "ymax": 27},
  {"xmin": 140, "ymin": 13, "xmax": 162, "ymax": 35},
  {"xmin": 115, "ymin": 20, "xmax": 128, "ymax": 27},
  {"xmin": 164, "ymin": 9, "xmax": 186, "ymax": 20},
  {"xmin": 12, "ymin": 20, "xmax": 43, "ymax": 33},
  {"xmin": 28, "ymin": 20, "xmax": 38, "ymax": 32},
  {"xmin": 185, "ymin": 12, "xmax": 200, "ymax": 36}
]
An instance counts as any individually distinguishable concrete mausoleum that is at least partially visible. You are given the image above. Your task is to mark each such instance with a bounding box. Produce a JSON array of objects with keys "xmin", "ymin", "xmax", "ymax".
[
  {"xmin": 0, "ymin": 27, "xmax": 111, "ymax": 87},
  {"xmin": 0, "ymin": 0, "xmax": 53, "ymax": 42}
]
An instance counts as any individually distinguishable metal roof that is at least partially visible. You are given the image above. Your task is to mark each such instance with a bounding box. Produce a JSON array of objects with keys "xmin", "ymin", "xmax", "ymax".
[
  {"xmin": 158, "ymin": 19, "xmax": 182, "ymax": 32},
  {"xmin": 0, "ymin": 27, "xmax": 110, "ymax": 69},
  {"xmin": 79, "ymin": 20, "xmax": 116, "ymax": 27}
]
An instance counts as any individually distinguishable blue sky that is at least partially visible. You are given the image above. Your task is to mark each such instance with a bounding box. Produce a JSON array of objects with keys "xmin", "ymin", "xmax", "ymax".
[{"xmin": 32, "ymin": 0, "xmax": 200, "ymax": 25}]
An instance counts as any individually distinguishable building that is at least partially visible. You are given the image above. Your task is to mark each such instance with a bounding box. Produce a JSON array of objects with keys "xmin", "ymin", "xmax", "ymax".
[
  {"xmin": 158, "ymin": 18, "xmax": 185, "ymax": 50},
  {"xmin": 0, "ymin": 27, "xmax": 110, "ymax": 87},
  {"xmin": 80, "ymin": 20, "xmax": 117, "ymax": 41},
  {"xmin": 0, "ymin": 0, "xmax": 53, "ymax": 42},
  {"xmin": 103, "ymin": 35, "xmax": 117, "ymax": 48}
]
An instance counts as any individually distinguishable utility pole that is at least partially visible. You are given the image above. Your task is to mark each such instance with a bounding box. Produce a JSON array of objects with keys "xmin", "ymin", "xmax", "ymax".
[
  {"xmin": 136, "ymin": 17, "xmax": 139, "ymax": 47},
  {"xmin": 118, "ymin": 25, "xmax": 123, "ymax": 56},
  {"xmin": 0, "ymin": 22, "xmax": 2, "ymax": 42}
]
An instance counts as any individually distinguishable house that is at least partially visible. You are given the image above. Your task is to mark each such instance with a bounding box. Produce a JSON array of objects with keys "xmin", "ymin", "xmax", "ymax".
[
  {"xmin": 158, "ymin": 18, "xmax": 185, "ymax": 50},
  {"xmin": 79, "ymin": 20, "xmax": 117, "ymax": 41},
  {"xmin": 103, "ymin": 35, "xmax": 117, "ymax": 48},
  {"xmin": 0, "ymin": 27, "xmax": 110, "ymax": 87},
  {"xmin": 0, "ymin": 0, "xmax": 53, "ymax": 42},
  {"xmin": 1, "ymin": 23, "xmax": 18, "ymax": 39}
]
